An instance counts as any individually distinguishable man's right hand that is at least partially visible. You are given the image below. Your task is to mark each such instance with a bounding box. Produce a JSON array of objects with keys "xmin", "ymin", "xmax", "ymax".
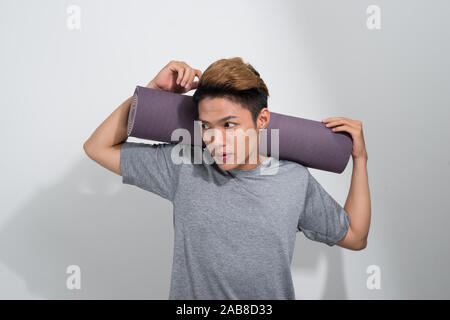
[{"xmin": 146, "ymin": 60, "xmax": 203, "ymax": 94}]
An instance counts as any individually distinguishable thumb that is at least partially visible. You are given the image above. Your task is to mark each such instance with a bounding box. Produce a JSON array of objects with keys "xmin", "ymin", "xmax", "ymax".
[{"xmin": 190, "ymin": 81, "xmax": 200, "ymax": 90}]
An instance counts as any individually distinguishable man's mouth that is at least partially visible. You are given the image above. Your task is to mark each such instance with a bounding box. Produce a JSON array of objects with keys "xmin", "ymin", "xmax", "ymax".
[{"xmin": 215, "ymin": 153, "xmax": 233, "ymax": 161}]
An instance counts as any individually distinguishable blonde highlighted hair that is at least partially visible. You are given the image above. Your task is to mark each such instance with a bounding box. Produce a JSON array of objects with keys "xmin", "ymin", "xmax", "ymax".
[{"xmin": 192, "ymin": 57, "xmax": 269, "ymax": 126}]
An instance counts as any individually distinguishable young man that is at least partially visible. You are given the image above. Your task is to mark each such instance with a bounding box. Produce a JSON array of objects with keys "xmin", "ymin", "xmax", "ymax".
[{"xmin": 83, "ymin": 58, "xmax": 371, "ymax": 300}]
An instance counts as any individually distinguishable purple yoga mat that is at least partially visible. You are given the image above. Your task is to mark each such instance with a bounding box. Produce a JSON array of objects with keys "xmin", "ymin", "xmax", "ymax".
[{"xmin": 127, "ymin": 85, "xmax": 353, "ymax": 173}]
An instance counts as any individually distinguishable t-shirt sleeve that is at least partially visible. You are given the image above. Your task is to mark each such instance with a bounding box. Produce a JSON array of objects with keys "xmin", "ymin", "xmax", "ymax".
[
  {"xmin": 120, "ymin": 141, "xmax": 182, "ymax": 202},
  {"xmin": 297, "ymin": 168, "xmax": 351, "ymax": 247}
]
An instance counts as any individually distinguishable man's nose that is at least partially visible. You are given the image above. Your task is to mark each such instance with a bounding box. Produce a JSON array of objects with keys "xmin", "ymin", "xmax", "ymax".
[{"xmin": 205, "ymin": 128, "xmax": 233, "ymax": 151}]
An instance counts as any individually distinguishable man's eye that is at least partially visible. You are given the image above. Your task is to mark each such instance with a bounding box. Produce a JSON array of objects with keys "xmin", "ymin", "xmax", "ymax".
[
  {"xmin": 201, "ymin": 123, "xmax": 209, "ymax": 129},
  {"xmin": 224, "ymin": 122, "xmax": 236, "ymax": 128}
]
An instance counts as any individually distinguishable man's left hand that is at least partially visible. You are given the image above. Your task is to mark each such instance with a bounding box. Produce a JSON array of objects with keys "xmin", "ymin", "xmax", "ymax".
[{"xmin": 322, "ymin": 117, "xmax": 368, "ymax": 161}]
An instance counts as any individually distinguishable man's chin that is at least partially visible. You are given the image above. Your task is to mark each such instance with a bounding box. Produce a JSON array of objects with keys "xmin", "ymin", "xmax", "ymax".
[{"xmin": 215, "ymin": 162, "xmax": 240, "ymax": 171}]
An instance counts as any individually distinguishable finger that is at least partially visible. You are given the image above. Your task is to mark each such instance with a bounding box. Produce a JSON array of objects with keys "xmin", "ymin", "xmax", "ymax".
[
  {"xmin": 331, "ymin": 124, "xmax": 356, "ymax": 135},
  {"xmin": 322, "ymin": 117, "xmax": 342, "ymax": 122},
  {"xmin": 324, "ymin": 120, "xmax": 343, "ymax": 128},
  {"xmin": 171, "ymin": 63, "xmax": 185, "ymax": 85},
  {"xmin": 194, "ymin": 69, "xmax": 203, "ymax": 80},
  {"xmin": 324, "ymin": 119, "xmax": 349, "ymax": 128},
  {"xmin": 187, "ymin": 69, "xmax": 202, "ymax": 90},
  {"xmin": 185, "ymin": 70, "xmax": 197, "ymax": 90},
  {"xmin": 325, "ymin": 119, "xmax": 359, "ymax": 129},
  {"xmin": 181, "ymin": 68, "xmax": 192, "ymax": 87}
]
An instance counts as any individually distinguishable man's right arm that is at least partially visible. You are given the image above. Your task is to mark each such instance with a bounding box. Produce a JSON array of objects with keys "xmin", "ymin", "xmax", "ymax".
[
  {"xmin": 83, "ymin": 61, "xmax": 202, "ymax": 176},
  {"xmin": 83, "ymin": 94, "xmax": 134, "ymax": 176}
]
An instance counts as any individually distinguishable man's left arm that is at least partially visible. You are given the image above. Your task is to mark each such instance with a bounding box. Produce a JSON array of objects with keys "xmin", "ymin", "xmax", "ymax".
[{"xmin": 322, "ymin": 117, "xmax": 371, "ymax": 250}]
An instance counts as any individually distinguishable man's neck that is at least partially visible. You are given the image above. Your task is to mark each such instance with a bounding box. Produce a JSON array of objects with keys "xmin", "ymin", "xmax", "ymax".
[{"xmin": 233, "ymin": 153, "xmax": 268, "ymax": 171}]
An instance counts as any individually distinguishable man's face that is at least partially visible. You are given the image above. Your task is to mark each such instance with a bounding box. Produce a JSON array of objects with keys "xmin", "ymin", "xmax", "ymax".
[{"xmin": 198, "ymin": 96, "xmax": 269, "ymax": 171}]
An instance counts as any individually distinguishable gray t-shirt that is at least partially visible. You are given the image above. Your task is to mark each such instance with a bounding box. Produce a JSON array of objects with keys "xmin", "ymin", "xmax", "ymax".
[{"xmin": 120, "ymin": 141, "xmax": 350, "ymax": 300}]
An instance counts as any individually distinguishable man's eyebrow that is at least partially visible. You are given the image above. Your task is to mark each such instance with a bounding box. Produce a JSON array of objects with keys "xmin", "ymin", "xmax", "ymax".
[{"xmin": 198, "ymin": 115, "xmax": 238, "ymax": 124}]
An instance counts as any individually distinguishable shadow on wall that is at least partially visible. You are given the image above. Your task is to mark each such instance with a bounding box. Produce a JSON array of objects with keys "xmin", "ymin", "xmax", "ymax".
[
  {"xmin": 0, "ymin": 157, "xmax": 347, "ymax": 299},
  {"xmin": 0, "ymin": 157, "xmax": 174, "ymax": 299},
  {"xmin": 292, "ymin": 237, "xmax": 348, "ymax": 299}
]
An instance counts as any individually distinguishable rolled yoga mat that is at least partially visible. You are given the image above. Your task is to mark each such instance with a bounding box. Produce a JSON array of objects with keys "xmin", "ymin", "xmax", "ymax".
[{"xmin": 127, "ymin": 85, "xmax": 353, "ymax": 173}]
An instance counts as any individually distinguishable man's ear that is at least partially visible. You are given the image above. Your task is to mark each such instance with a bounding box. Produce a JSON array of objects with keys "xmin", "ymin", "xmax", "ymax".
[{"xmin": 257, "ymin": 108, "xmax": 270, "ymax": 129}]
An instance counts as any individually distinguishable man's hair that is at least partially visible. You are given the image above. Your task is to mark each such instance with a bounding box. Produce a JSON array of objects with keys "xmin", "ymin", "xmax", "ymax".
[{"xmin": 192, "ymin": 57, "xmax": 269, "ymax": 127}]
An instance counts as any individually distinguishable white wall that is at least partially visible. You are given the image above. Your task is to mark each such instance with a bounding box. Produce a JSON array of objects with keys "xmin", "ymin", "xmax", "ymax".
[{"xmin": 0, "ymin": 0, "xmax": 449, "ymax": 299}]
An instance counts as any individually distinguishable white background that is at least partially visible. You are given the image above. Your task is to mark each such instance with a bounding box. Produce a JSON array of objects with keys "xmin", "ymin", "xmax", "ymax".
[{"xmin": 0, "ymin": 0, "xmax": 449, "ymax": 299}]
